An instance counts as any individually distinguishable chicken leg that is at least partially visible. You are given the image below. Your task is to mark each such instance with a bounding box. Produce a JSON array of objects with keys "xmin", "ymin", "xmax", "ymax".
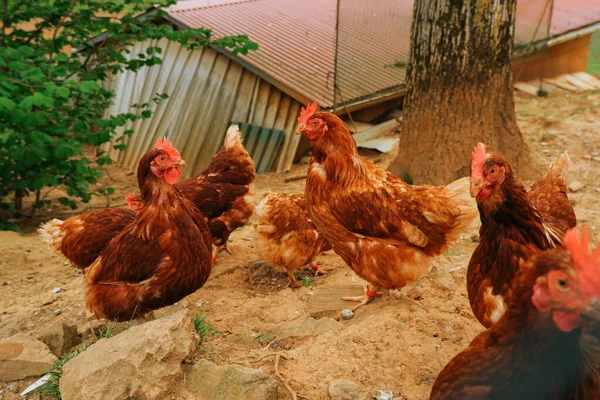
[
  {"xmin": 341, "ymin": 283, "xmax": 383, "ymax": 312},
  {"xmin": 311, "ymin": 263, "xmax": 327, "ymax": 277},
  {"xmin": 286, "ymin": 269, "xmax": 300, "ymax": 288},
  {"xmin": 212, "ymin": 241, "xmax": 234, "ymax": 262}
]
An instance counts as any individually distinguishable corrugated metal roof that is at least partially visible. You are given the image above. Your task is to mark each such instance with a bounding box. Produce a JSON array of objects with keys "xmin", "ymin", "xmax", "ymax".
[
  {"xmin": 551, "ymin": 0, "xmax": 600, "ymax": 36},
  {"xmin": 167, "ymin": 0, "xmax": 600, "ymax": 108},
  {"xmin": 167, "ymin": 0, "xmax": 409, "ymax": 109}
]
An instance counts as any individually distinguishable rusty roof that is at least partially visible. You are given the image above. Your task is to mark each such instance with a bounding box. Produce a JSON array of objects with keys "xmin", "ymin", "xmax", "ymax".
[
  {"xmin": 167, "ymin": 0, "xmax": 600, "ymax": 109},
  {"xmin": 167, "ymin": 0, "xmax": 409, "ymax": 109}
]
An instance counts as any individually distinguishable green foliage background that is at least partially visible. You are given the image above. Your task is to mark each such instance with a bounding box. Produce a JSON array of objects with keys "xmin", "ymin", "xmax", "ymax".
[{"xmin": 0, "ymin": 0, "xmax": 257, "ymax": 229}]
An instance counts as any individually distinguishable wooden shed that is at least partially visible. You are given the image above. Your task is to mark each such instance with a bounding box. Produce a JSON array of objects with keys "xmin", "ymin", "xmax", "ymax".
[{"xmin": 105, "ymin": 0, "xmax": 600, "ymax": 176}]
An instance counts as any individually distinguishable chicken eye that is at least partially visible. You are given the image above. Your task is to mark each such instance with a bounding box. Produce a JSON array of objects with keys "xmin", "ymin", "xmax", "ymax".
[
  {"xmin": 311, "ymin": 120, "xmax": 319, "ymax": 127},
  {"xmin": 489, "ymin": 167, "xmax": 497, "ymax": 175},
  {"xmin": 555, "ymin": 277, "xmax": 570, "ymax": 292},
  {"xmin": 159, "ymin": 156, "xmax": 166, "ymax": 161}
]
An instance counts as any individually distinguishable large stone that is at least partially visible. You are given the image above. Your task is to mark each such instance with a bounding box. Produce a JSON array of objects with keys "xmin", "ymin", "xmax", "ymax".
[
  {"xmin": 328, "ymin": 379, "xmax": 370, "ymax": 400},
  {"xmin": 37, "ymin": 322, "xmax": 81, "ymax": 356},
  {"xmin": 188, "ymin": 359, "xmax": 278, "ymax": 400},
  {"xmin": 59, "ymin": 311, "xmax": 196, "ymax": 400},
  {"xmin": 0, "ymin": 333, "xmax": 57, "ymax": 381},
  {"xmin": 261, "ymin": 316, "xmax": 342, "ymax": 340}
]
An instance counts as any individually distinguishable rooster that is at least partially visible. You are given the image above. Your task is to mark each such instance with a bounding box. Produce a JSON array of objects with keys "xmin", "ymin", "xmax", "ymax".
[
  {"xmin": 295, "ymin": 103, "xmax": 479, "ymax": 311},
  {"xmin": 430, "ymin": 226, "xmax": 600, "ymax": 399},
  {"xmin": 43, "ymin": 138, "xmax": 212, "ymax": 321},
  {"xmin": 468, "ymin": 143, "xmax": 577, "ymax": 327},
  {"xmin": 253, "ymin": 192, "xmax": 331, "ymax": 287},
  {"xmin": 129, "ymin": 125, "xmax": 256, "ymax": 262}
]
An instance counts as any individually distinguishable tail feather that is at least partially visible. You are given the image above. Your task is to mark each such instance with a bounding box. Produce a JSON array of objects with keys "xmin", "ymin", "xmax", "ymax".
[
  {"xmin": 224, "ymin": 124, "xmax": 243, "ymax": 149},
  {"xmin": 444, "ymin": 177, "xmax": 480, "ymax": 239},
  {"xmin": 38, "ymin": 218, "xmax": 65, "ymax": 250},
  {"xmin": 547, "ymin": 151, "xmax": 571, "ymax": 181}
]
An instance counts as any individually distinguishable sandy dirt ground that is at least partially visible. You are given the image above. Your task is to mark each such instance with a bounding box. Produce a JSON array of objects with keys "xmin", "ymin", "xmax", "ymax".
[{"xmin": 1, "ymin": 90, "xmax": 600, "ymax": 400}]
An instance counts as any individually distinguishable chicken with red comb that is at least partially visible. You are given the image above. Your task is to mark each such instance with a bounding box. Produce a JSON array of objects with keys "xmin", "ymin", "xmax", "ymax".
[
  {"xmin": 431, "ymin": 226, "xmax": 600, "ymax": 399},
  {"xmin": 467, "ymin": 142, "xmax": 576, "ymax": 328},
  {"xmin": 126, "ymin": 125, "xmax": 256, "ymax": 263},
  {"xmin": 296, "ymin": 103, "xmax": 479, "ymax": 311},
  {"xmin": 45, "ymin": 139, "xmax": 212, "ymax": 322}
]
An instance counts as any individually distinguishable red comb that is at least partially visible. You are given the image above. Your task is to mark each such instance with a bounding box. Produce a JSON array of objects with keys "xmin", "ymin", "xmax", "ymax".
[
  {"xmin": 154, "ymin": 137, "xmax": 181, "ymax": 159},
  {"xmin": 564, "ymin": 226, "xmax": 600, "ymax": 297},
  {"xmin": 298, "ymin": 102, "xmax": 318, "ymax": 126},
  {"xmin": 471, "ymin": 143, "xmax": 487, "ymax": 178}
]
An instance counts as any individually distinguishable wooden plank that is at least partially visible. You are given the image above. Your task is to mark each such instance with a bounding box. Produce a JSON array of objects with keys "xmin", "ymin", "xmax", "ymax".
[
  {"xmin": 562, "ymin": 73, "xmax": 596, "ymax": 91},
  {"xmin": 573, "ymin": 72, "xmax": 600, "ymax": 89},
  {"xmin": 253, "ymin": 127, "xmax": 272, "ymax": 173},
  {"xmin": 514, "ymin": 81, "xmax": 541, "ymax": 96},
  {"xmin": 308, "ymin": 284, "xmax": 364, "ymax": 319},
  {"xmin": 261, "ymin": 130, "xmax": 285, "ymax": 173},
  {"xmin": 544, "ymin": 76, "xmax": 582, "ymax": 92},
  {"xmin": 244, "ymin": 124, "xmax": 261, "ymax": 156}
]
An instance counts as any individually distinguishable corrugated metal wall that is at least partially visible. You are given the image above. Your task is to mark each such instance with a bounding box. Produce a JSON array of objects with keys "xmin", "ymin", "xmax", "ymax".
[{"xmin": 102, "ymin": 39, "xmax": 304, "ymax": 176}]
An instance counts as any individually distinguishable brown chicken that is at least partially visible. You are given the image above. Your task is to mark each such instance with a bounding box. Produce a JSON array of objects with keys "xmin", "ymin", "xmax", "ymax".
[
  {"xmin": 468, "ymin": 143, "xmax": 577, "ymax": 327},
  {"xmin": 44, "ymin": 139, "xmax": 213, "ymax": 321},
  {"xmin": 39, "ymin": 208, "xmax": 135, "ymax": 270},
  {"xmin": 295, "ymin": 103, "xmax": 479, "ymax": 311},
  {"xmin": 130, "ymin": 124, "xmax": 256, "ymax": 262},
  {"xmin": 253, "ymin": 192, "xmax": 332, "ymax": 287},
  {"xmin": 430, "ymin": 226, "xmax": 600, "ymax": 400}
]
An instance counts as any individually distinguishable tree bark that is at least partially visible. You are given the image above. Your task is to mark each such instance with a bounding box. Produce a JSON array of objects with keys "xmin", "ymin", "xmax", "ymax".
[{"xmin": 390, "ymin": 0, "xmax": 534, "ymax": 185}]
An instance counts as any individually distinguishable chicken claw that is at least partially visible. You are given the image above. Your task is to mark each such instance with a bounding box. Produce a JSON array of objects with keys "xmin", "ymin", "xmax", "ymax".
[{"xmin": 341, "ymin": 284, "xmax": 383, "ymax": 312}]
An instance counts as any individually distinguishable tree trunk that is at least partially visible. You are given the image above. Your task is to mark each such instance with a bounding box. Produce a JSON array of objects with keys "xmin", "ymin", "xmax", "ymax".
[{"xmin": 390, "ymin": 0, "xmax": 535, "ymax": 185}]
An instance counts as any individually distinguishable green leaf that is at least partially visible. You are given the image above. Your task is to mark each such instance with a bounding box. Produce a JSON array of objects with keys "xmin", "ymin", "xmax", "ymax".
[
  {"xmin": 53, "ymin": 66, "xmax": 68, "ymax": 77},
  {"xmin": 19, "ymin": 96, "xmax": 36, "ymax": 111},
  {"xmin": 78, "ymin": 81, "xmax": 101, "ymax": 93},
  {"xmin": 0, "ymin": 97, "xmax": 16, "ymax": 111},
  {"xmin": 33, "ymin": 92, "xmax": 54, "ymax": 108},
  {"xmin": 56, "ymin": 87, "xmax": 70, "ymax": 98}
]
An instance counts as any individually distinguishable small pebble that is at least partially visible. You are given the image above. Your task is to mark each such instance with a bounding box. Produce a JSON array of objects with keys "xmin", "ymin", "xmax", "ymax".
[
  {"xmin": 54, "ymin": 309, "xmax": 62, "ymax": 316},
  {"xmin": 3, "ymin": 281, "xmax": 11, "ymax": 285},
  {"xmin": 341, "ymin": 309, "xmax": 354, "ymax": 320},
  {"xmin": 372, "ymin": 390, "xmax": 394, "ymax": 400},
  {"xmin": 52, "ymin": 287, "xmax": 63, "ymax": 293}
]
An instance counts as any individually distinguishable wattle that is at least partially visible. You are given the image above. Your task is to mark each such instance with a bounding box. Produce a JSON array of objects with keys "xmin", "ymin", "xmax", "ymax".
[{"xmin": 164, "ymin": 167, "xmax": 181, "ymax": 185}]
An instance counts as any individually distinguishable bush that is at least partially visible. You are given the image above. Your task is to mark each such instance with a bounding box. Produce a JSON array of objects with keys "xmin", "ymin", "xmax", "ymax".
[{"xmin": 0, "ymin": 0, "xmax": 257, "ymax": 222}]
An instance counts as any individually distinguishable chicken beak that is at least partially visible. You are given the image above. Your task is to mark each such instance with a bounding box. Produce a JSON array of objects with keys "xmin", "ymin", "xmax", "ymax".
[
  {"xmin": 470, "ymin": 179, "xmax": 483, "ymax": 197},
  {"xmin": 295, "ymin": 124, "xmax": 305, "ymax": 135},
  {"xmin": 175, "ymin": 158, "xmax": 187, "ymax": 167}
]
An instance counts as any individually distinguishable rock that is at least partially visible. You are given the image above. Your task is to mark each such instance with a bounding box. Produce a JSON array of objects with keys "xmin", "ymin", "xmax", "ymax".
[
  {"xmin": 188, "ymin": 359, "xmax": 278, "ymax": 400},
  {"xmin": 37, "ymin": 323, "xmax": 81, "ymax": 356},
  {"xmin": 568, "ymin": 193, "xmax": 581, "ymax": 206},
  {"xmin": 568, "ymin": 180, "xmax": 584, "ymax": 192},
  {"xmin": 52, "ymin": 287, "xmax": 63, "ymax": 293},
  {"xmin": 0, "ymin": 333, "xmax": 57, "ymax": 381},
  {"xmin": 429, "ymin": 267, "xmax": 456, "ymax": 292},
  {"xmin": 261, "ymin": 316, "xmax": 342, "ymax": 340},
  {"xmin": 341, "ymin": 309, "xmax": 354, "ymax": 320},
  {"xmin": 329, "ymin": 379, "xmax": 370, "ymax": 400},
  {"xmin": 404, "ymin": 278, "xmax": 430, "ymax": 300},
  {"xmin": 60, "ymin": 311, "xmax": 195, "ymax": 400},
  {"xmin": 372, "ymin": 390, "xmax": 394, "ymax": 400},
  {"xmin": 0, "ymin": 319, "xmax": 23, "ymax": 339}
]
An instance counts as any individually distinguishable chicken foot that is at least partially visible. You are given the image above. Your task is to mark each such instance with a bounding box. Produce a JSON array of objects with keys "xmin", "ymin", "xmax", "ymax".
[
  {"xmin": 212, "ymin": 241, "xmax": 234, "ymax": 262},
  {"xmin": 286, "ymin": 270, "xmax": 301, "ymax": 288},
  {"xmin": 341, "ymin": 284, "xmax": 383, "ymax": 312},
  {"xmin": 311, "ymin": 263, "xmax": 327, "ymax": 277}
]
